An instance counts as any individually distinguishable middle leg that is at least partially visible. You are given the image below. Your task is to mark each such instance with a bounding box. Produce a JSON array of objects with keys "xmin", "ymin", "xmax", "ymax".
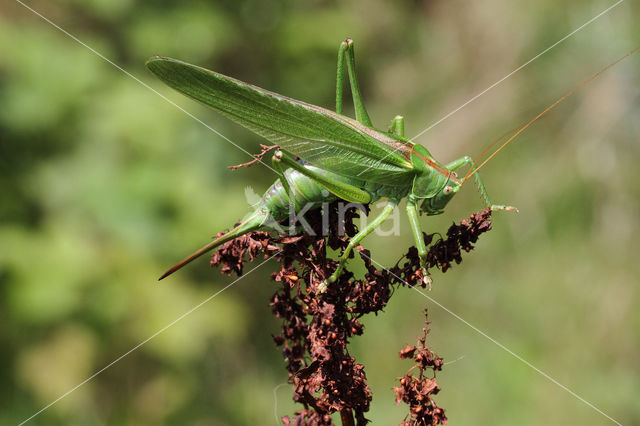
[
  {"xmin": 405, "ymin": 195, "xmax": 432, "ymax": 288},
  {"xmin": 389, "ymin": 115, "xmax": 405, "ymax": 137},
  {"xmin": 319, "ymin": 200, "xmax": 398, "ymax": 293}
]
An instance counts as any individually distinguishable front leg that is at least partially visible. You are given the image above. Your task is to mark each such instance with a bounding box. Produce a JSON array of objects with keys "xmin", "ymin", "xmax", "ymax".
[{"xmin": 445, "ymin": 156, "xmax": 518, "ymax": 212}]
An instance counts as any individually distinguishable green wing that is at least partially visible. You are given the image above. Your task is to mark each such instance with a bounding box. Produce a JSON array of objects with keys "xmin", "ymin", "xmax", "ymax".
[{"xmin": 146, "ymin": 57, "xmax": 414, "ymax": 186}]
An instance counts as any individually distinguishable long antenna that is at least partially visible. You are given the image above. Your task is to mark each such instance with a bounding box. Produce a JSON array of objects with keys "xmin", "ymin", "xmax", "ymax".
[
  {"xmin": 469, "ymin": 124, "xmax": 526, "ymax": 173},
  {"xmin": 462, "ymin": 46, "xmax": 640, "ymax": 185},
  {"xmin": 469, "ymin": 112, "xmax": 557, "ymax": 173}
]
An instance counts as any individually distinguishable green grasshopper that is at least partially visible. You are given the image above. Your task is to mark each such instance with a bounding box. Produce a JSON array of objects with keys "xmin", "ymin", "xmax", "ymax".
[{"xmin": 148, "ymin": 39, "xmax": 516, "ymax": 292}]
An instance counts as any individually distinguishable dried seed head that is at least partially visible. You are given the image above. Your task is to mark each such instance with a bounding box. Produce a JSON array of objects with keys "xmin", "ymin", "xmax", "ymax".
[{"xmin": 216, "ymin": 200, "xmax": 488, "ymax": 424}]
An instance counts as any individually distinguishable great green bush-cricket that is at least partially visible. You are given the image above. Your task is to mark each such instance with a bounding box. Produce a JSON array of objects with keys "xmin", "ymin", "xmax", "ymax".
[{"xmin": 147, "ymin": 39, "xmax": 521, "ymax": 292}]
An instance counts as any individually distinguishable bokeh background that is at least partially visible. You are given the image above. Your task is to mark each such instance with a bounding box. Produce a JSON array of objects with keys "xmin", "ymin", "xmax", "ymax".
[{"xmin": 1, "ymin": 0, "xmax": 639, "ymax": 424}]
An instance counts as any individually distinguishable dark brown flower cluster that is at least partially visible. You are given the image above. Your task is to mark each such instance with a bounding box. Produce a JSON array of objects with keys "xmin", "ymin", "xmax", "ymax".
[
  {"xmin": 424, "ymin": 209, "xmax": 493, "ymax": 272},
  {"xmin": 394, "ymin": 309, "xmax": 447, "ymax": 426},
  {"xmin": 210, "ymin": 204, "xmax": 493, "ymax": 425}
]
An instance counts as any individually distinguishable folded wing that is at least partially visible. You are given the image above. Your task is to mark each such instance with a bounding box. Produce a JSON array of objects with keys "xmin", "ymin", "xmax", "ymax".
[{"xmin": 146, "ymin": 57, "xmax": 414, "ymax": 186}]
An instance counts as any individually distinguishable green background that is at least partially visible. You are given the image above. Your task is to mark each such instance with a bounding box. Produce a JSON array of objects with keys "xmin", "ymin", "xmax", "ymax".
[{"xmin": 1, "ymin": 0, "xmax": 639, "ymax": 424}]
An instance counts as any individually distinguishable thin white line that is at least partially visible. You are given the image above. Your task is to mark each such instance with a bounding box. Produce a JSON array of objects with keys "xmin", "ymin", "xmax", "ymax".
[
  {"xmin": 411, "ymin": 0, "xmax": 624, "ymax": 140},
  {"xmin": 18, "ymin": 255, "xmax": 278, "ymax": 425},
  {"xmin": 355, "ymin": 0, "xmax": 624, "ymax": 179},
  {"xmin": 14, "ymin": 0, "xmax": 277, "ymax": 175},
  {"xmin": 272, "ymin": 382, "xmax": 288, "ymax": 425},
  {"xmin": 443, "ymin": 355, "xmax": 465, "ymax": 366},
  {"xmin": 359, "ymin": 252, "xmax": 622, "ymax": 425},
  {"xmin": 410, "ymin": 286, "xmax": 622, "ymax": 425}
]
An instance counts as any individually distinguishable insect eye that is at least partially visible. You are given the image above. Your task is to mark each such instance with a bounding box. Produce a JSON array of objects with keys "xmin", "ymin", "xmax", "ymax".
[{"xmin": 443, "ymin": 186, "xmax": 453, "ymax": 195}]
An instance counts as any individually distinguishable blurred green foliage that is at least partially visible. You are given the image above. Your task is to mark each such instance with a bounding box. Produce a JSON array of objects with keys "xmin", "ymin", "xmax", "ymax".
[{"xmin": 1, "ymin": 0, "xmax": 639, "ymax": 424}]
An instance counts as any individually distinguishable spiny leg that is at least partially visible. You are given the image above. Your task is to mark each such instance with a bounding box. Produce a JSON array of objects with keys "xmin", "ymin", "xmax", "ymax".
[
  {"xmin": 445, "ymin": 156, "xmax": 517, "ymax": 212},
  {"xmin": 275, "ymin": 149, "xmax": 378, "ymax": 293},
  {"xmin": 389, "ymin": 115, "xmax": 405, "ymax": 137},
  {"xmin": 335, "ymin": 39, "xmax": 373, "ymax": 126},
  {"xmin": 319, "ymin": 200, "xmax": 398, "ymax": 293},
  {"xmin": 272, "ymin": 151, "xmax": 293, "ymax": 199},
  {"xmin": 274, "ymin": 150, "xmax": 371, "ymax": 205},
  {"xmin": 405, "ymin": 195, "xmax": 432, "ymax": 288}
]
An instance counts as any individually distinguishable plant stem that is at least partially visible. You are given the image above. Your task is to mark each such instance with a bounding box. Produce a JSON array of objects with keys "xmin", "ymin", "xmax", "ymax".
[{"xmin": 340, "ymin": 409, "xmax": 355, "ymax": 426}]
